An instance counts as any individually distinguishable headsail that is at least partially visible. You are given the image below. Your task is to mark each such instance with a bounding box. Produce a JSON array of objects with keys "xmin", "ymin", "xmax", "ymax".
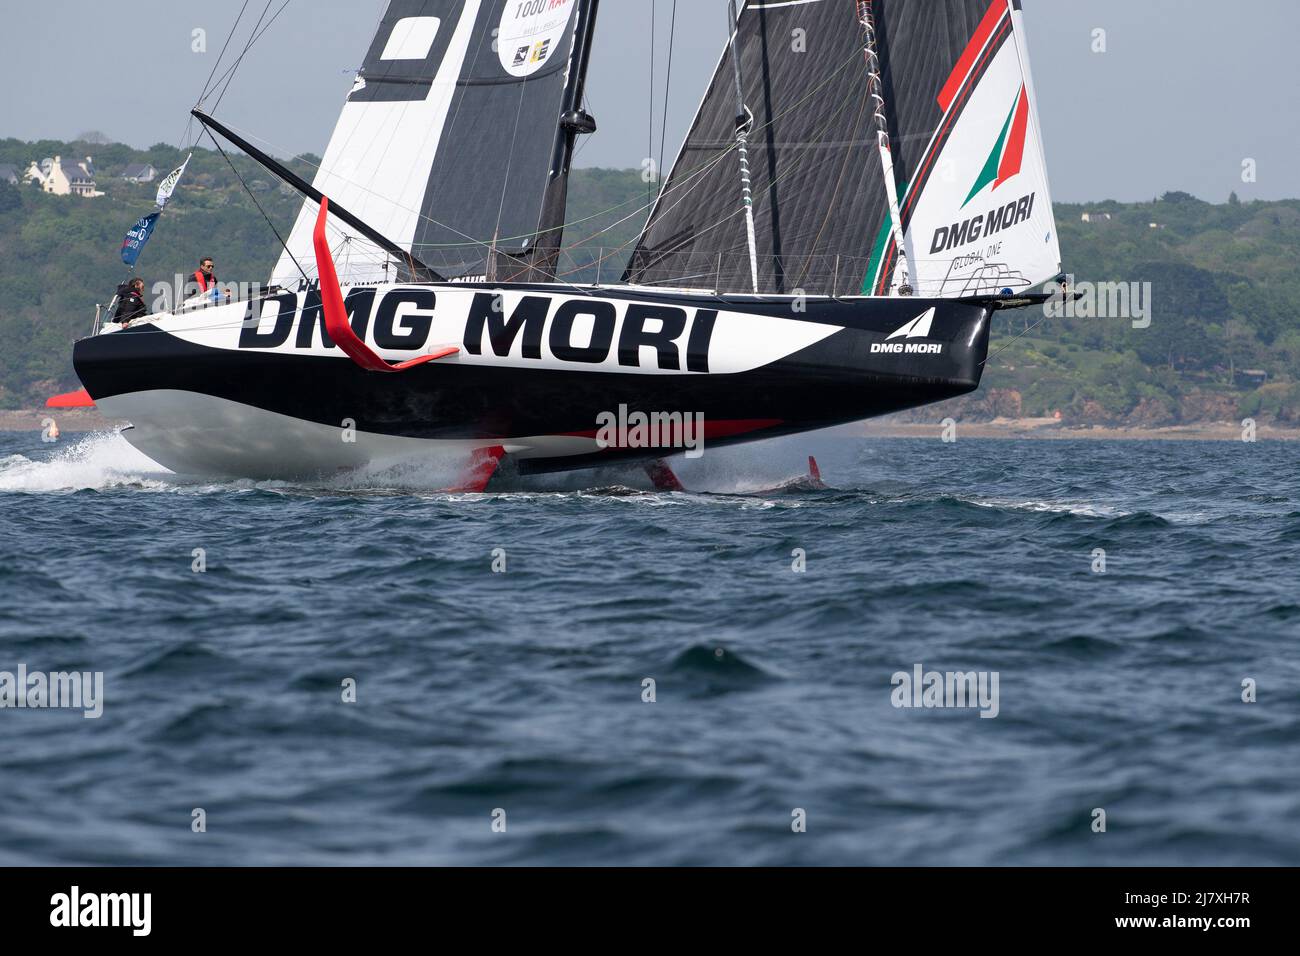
[
  {"xmin": 625, "ymin": 0, "xmax": 1060, "ymax": 299},
  {"xmin": 271, "ymin": 0, "xmax": 592, "ymax": 287}
]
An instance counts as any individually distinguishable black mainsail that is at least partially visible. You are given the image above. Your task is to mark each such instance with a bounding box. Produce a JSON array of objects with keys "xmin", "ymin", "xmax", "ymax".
[
  {"xmin": 272, "ymin": 0, "xmax": 596, "ymax": 286},
  {"xmin": 625, "ymin": 0, "xmax": 1060, "ymax": 299}
]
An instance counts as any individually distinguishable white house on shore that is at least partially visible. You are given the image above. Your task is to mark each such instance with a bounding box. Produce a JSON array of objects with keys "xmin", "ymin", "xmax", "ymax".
[
  {"xmin": 24, "ymin": 155, "xmax": 103, "ymax": 197},
  {"xmin": 122, "ymin": 163, "xmax": 157, "ymax": 183}
]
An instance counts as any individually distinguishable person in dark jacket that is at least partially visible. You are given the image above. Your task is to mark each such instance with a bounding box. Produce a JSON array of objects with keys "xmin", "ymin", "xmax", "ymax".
[{"xmin": 113, "ymin": 277, "xmax": 148, "ymax": 326}]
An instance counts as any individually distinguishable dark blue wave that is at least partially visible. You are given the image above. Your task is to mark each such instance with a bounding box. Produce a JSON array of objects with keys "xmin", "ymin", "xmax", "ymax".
[{"xmin": 2, "ymin": 431, "xmax": 1298, "ymax": 865}]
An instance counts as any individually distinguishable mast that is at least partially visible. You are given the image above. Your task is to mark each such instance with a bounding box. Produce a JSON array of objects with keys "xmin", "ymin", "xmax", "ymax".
[
  {"xmin": 728, "ymin": 0, "xmax": 760, "ymax": 294},
  {"xmin": 519, "ymin": 0, "xmax": 600, "ymax": 281},
  {"xmin": 855, "ymin": 1, "xmax": 912, "ymax": 295}
]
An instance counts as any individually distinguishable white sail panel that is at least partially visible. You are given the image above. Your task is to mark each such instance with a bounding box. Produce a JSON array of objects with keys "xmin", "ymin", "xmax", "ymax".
[
  {"xmin": 879, "ymin": 0, "xmax": 1061, "ymax": 297},
  {"xmin": 272, "ymin": 1, "xmax": 482, "ymax": 286},
  {"xmin": 271, "ymin": 0, "xmax": 583, "ymax": 287}
]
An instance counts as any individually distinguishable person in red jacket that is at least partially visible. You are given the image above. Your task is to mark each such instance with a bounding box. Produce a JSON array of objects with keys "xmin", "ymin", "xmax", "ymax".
[{"xmin": 193, "ymin": 257, "xmax": 218, "ymax": 293}]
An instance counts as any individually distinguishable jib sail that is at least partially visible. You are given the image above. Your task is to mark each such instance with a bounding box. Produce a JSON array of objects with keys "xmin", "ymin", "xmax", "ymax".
[
  {"xmin": 271, "ymin": 0, "xmax": 595, "ymax": 287},
  {"xmin": 625, "ymin": 0, "xmax": 1060, "ymax": 299}
]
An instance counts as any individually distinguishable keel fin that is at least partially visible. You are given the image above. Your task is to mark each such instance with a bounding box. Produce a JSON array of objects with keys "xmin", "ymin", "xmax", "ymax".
[
  {"xmin": 313, "ymin": 196, "xmax": 457, "ymax": 372},
  {"xmin": 644, "ymin": 459, "xmax": 686, "ymax": 492},
  {"xmin": 806, "ymin": 455, "xmax": 826, "ymax": 489},
  {"xmin": 448, "ymin": 445, "xmax": 506, "ymax": 493}
]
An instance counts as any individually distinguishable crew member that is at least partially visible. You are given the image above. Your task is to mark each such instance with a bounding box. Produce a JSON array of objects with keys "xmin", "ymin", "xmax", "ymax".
[
  {"xmin": 193, "ymin": 256, "xmax": 219, "ymax": 293},
  {"xmin": 113, "ymin": 277, "xmax": 148, "ymax": 326}
]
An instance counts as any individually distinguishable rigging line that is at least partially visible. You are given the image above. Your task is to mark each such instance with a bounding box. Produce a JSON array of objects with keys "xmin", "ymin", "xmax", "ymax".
[
  {"xmin": 567, "ymin": 162, "xmax": 819, "ymax": 283},
  {"xmin": 211, "ymin": 105, "xmax": 678, "ymax": 253},
  {"xmin": 205, "ymin": 0, "xmax": 274, "ymax": 112},
  {"xmin": 573, "ymin": 90, "xmax": 595, "ymax": 161},
  {"xmin": 439, "ymin": 7, "xmax": 499, "ymax": 163},
  {"xmin": 630, "ymin": 43, "xmax": 867, "ymax": 250},
  {"xmin": 857, "ymin": 0, "xmax": 910, "ymax": 292},
  {"xmin": 617, "ymin": 148, "xmax": 879, "ymax": 290},
  {"xmin": 202, "ymin": 118, "xmax": 538, "ymax": 255},
  {"xmin": 197, "ymin": 0, "xmax": 251, "ymax": 102},
  {"xmin": 203, "ymin": 128, "xmax": 309, "ymax": 286},
  {"xmin": 179, "ymin": 0, "xmax": 251, "ymax": 150},
  {"xmin": 658, "ymin": 0, "xmax": 677, "ymax": 190},
  {"xmin": 979, "ymin": 309, "xmax": 1058, "ymax": 368},
  {"xmin": 490, "ymin": 42, "xmax": 534, "ymax": 245},
  {"xmin": 374, "ymin": 0, "xmax": 496, "ymax": 255},
  {"xmin": 792, "ymin": 78, "xmax": 871, "ymax": 289},
  {"xmin": 213, "ymin": 38, "xmax": 864, "ymax": 258},
  {"xmin": 648, "ymin": 0, "xmax": 656, "ymax": 210},
  {"xmin": 561, "ymin": 54, "xmax": 870, "ymax": 254},
  {"xmin": 209, "ymin": 0, "xmax": 293, "ymax": 116},
  {"xmin": 560, "ymin": 130, "xmax": 772, "ymax": 252},
  {"xmin": 622, "ymin": 67, "xmax": 867, "ymax": 262},
  {"xmin": 726, "ymin": 0, "xmax": 758, "ymax": 293},
  {"xmin": 327, "ymin": 4, "xmax": 422, "ymax": 207}
]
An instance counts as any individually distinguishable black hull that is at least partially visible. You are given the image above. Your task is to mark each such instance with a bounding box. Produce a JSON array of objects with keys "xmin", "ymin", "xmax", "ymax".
[{"xmin": 73, "ymin": 284, "xmax": 991, "ymax": 478}]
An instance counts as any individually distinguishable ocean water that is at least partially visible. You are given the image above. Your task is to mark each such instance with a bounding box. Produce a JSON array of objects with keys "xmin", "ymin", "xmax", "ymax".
[{"xmin": 1, "ymin": 428, "xmax": 1297, "ymax": 866}]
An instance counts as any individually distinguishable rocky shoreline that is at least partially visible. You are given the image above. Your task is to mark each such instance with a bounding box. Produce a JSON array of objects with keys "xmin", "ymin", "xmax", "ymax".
[
  {"xmin": 1, "ymin": 408, "xmax": 123, "ymax": 433},
  {"xmin": 863, "ymin": 417, "xmax": 1298, "ymax": 441}
]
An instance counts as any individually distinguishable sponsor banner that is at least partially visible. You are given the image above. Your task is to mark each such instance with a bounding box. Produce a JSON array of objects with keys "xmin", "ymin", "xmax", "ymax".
[
  {"xmin": 498, "ymin": 0, "xmax": 576, "ymax": 77},
  {"xmin": 154, "ymin": 154, "xmax": 191, "ymax": 209},
  {"xmin": 120, "ymin": 212, "xmax": 160, "ymax": 267}
]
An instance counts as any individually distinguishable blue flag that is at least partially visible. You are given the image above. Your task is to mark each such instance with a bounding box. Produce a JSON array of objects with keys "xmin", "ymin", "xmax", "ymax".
[{"xmin": 120, "ymin": 211, "xmax": 160, "ymax": 266}]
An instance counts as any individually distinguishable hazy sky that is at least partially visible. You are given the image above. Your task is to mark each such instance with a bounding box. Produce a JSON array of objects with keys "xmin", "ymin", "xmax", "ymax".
[{"xmin": 2, "ymin": 0, "xmax": 1296, "ymax": 202}]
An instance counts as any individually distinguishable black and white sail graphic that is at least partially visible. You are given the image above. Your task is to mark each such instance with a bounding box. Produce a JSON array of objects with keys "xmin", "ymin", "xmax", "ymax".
[
  {"xmin": 626, "ymin": 0, "xmax": 1060, "ymax": 298},
  {"xmin": 272, "ymin": 0, "xmax": 585, "ymax": 286}
]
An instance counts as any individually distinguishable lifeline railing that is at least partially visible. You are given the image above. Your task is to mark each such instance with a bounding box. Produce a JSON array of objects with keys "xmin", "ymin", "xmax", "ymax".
[
  {"xmin": 305, "ymin": 245, "xmax": 1041, "ymax": 299},
  {"xmin": 90, "ymin": 247, "xmax": 1042, "ymax": 333}
]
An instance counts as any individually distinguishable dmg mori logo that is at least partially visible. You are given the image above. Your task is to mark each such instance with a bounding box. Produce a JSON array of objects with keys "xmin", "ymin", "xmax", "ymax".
[
  {"xmin": 871, "ymin": 308, "xmax": 944, "ymax": 355},
  {"xmin": 237, "ymin": 288, "xmax": 718, "ymax": 372}
]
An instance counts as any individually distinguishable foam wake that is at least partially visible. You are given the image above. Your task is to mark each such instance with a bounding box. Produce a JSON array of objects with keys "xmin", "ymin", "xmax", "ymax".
[{"xmin": 0, "ymin": 431, "xmax": 175, "ymax": 494}]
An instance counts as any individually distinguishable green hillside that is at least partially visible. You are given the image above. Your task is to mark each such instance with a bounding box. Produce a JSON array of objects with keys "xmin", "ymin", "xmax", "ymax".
[
  {"xmin": 982, "ymin": 192, "xmax": 1300, "ymax": 425},
  {"xmin": 1, "ymin": 137, "xmax": 1297, "ymax": 422}
]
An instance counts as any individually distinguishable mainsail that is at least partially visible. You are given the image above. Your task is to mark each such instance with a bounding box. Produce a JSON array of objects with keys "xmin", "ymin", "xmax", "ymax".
[
  {"xmin": 625, "ymin": 0, "xmax": 1060, "ymax": 298},
  {"xmin": 271, "ymin": 0, "xmax": 594, "ymax": 287}
]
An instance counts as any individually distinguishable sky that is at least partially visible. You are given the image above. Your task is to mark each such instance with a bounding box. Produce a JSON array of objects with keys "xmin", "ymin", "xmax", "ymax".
[{"xmin": 1, "ymin": 0, "xmax": 1297, "ymax": 203}]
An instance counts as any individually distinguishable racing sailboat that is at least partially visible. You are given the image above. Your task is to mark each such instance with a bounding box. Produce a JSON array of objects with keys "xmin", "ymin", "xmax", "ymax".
[{"xmin": 71, "ymin": 0, "xmax": 1064, "ymax": 485}]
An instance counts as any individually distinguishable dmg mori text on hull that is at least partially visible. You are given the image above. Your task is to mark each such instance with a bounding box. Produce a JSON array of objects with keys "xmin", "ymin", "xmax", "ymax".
[{"xmin": 74, "ymin": 284, "xmax": 991, "ymax": 479}]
